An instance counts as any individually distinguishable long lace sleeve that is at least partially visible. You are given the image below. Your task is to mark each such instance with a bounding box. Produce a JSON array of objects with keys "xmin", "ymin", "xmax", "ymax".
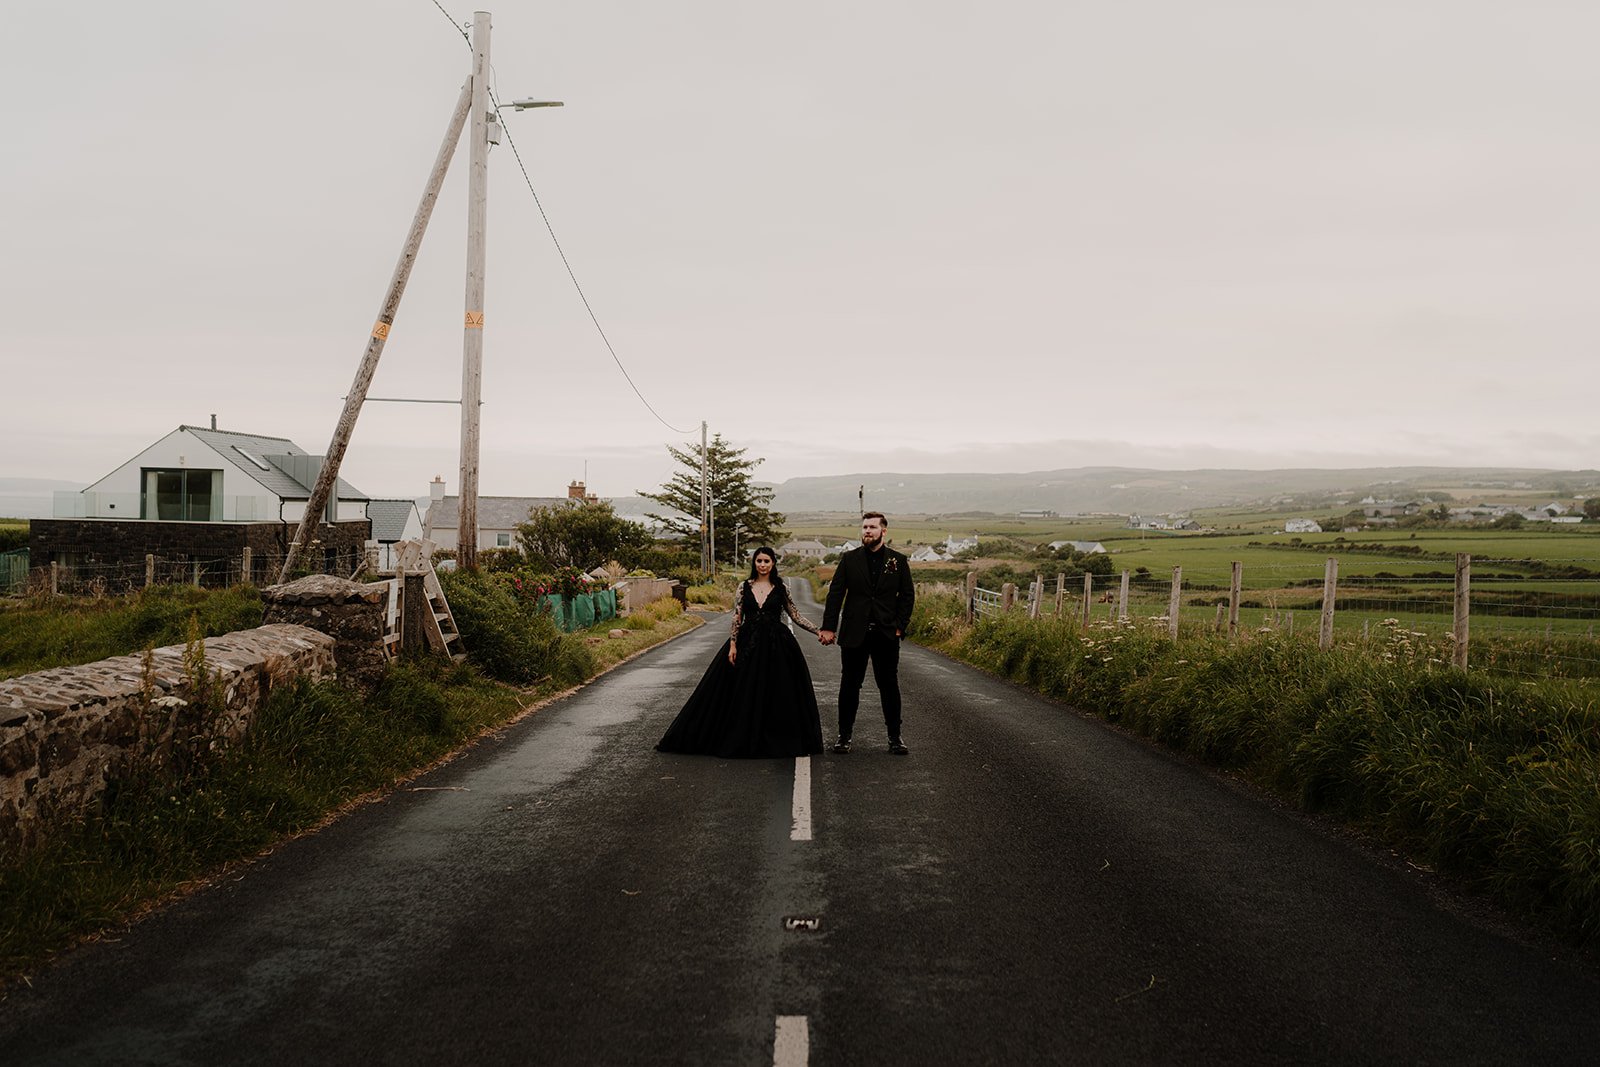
[
  {"xmin": 783, "ymin": 586, "xmax": 819, "ymax": 635},
  {"xmin": 730, "ymin": 581, "xmax": 745, "ymax": 639}
]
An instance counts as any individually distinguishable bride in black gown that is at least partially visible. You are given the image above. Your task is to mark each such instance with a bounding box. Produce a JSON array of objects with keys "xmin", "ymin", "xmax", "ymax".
[{"xmin": 655, "ymin": 546, "xmax": 824, "ymax": 758}]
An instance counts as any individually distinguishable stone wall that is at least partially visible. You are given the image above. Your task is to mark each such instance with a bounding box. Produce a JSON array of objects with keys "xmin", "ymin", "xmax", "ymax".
[
  {"xmin": 28, "ymin": 518, "xmax": 372, "ymax": 588},
  {"xmin": 0, "ymin": 624, "xmax": 335, "ymax": 851},
  {"xmin": 261, "ymin": 574, "xmax": 390, "ymax": 689}
]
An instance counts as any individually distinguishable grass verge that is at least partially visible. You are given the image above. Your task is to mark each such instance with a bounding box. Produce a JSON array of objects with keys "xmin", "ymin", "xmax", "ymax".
[
  {"xmin": 910, "ymin": 591, "xmax": 1600, "ymax": 950},
  {"xmin": 0, "ymin": 585, "xmax": 263, "ymax": 680}
]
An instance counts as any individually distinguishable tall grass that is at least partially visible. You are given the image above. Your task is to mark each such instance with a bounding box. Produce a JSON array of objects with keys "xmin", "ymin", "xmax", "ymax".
[
  {"xmin": 0, "ymin": 585, "xmax": 263, "ymax": 680},
  {"xmin": 911, "ymin": 598, "xmax": 1600, "ymax": 946}
]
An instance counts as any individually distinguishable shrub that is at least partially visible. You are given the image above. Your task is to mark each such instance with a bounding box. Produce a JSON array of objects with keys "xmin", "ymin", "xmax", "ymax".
[{"xmin": 437, "ymin": 570, "xmax": 592, "ymax": 686}]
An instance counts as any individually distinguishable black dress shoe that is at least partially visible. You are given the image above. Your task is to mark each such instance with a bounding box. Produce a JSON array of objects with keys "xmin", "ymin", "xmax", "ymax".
[
  {"xmin": 888, "ymin": 737, "xmax": 909, "ymax": 755},
  {"xmin": 832, "ymin": 737, "xmax": 852, "ymax": 754}
]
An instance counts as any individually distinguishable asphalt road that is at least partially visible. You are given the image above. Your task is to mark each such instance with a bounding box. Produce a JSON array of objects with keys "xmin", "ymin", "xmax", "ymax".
[{"xmin": 3, "ymin": 581, "xmax": 1599, "ymax": 1065}]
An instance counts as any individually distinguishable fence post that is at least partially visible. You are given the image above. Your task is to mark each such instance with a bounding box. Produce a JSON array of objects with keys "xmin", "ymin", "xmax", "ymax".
[
  {"xmin": 965, "ymin": 571, "xmax": 976, "ymax": 623},
  {"xmin": 1228, "ymin": 561, "xmax": 1242, "ymax": 639},
  {"xmin": 1001, "ymin": 582, "xmax": 1016, "ymax": 613},
  {"xmin": 241, "ymin": 546, "xmax": 252, "ymax": 587},
  {"xmin": 1055, "ymin": 572, "xmax": 1065, "ymax": 617},
  {"xmin": 50, "ymin": 560, "xmax": 60, "ymax": 597},
  {"xmin": 1168, "ymin": 566, "xmax": 1182, "ymax": 639},
  {"xmin": 1118, "ymin": 570, "xmax": 1130, "ymax": 621},
  {"xmin": 1029, "ymin": 573, "xmax": 1042, "ymax": 619},
  {"xmin": 1453, "ymin": 552, "xmax": 1471, "ymax": 669},
  {"xmin": 1080, "ymin": 574, "xmax": 1093, "ymax": 628},
  {"xmin": 145, "ymin": 553, "xmax": 156, "ymax": 587},
  {"xmin": 1319, "ymin": 556, "xmax": 1337, "ymax": 650}
]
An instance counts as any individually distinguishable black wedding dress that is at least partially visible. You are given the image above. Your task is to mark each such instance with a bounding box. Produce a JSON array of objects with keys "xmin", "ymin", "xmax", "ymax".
[{"xmin": 655, "ymin": 579, "xmax": 824, "ymax": 758}]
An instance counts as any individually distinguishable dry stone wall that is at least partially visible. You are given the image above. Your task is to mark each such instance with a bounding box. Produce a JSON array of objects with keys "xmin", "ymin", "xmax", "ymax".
[
  {"xmin": 261, "ymin": 574, "xmax": 390, "ymax": 689},
  {"xmin": 0, "ymin": 624, "xmax": 335, "ymax": 852}
]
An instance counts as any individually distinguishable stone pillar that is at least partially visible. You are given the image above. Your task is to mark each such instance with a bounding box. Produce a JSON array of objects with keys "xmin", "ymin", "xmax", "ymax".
[{"xmin": 261, "ymin": 574, "xmax": 389, "ymax": 689}]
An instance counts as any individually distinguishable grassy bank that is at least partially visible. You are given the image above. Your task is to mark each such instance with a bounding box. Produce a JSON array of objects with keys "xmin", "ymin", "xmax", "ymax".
[
  {"xmin": 0, "ymin": 584, "xmax": 701, "ymax": 983},
  {"xmin": 910, "ymin": 592, "xmax": 1600, "ymax": 948},
  {"xmin": 0, "ymin": 585, "xmax": 263, "ymax": 680}
]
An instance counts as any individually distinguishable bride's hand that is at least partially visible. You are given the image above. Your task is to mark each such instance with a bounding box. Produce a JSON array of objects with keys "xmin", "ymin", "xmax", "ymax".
[{"xmin": 728, "ymin": 641, "xmax": 737, "ymax": 665}]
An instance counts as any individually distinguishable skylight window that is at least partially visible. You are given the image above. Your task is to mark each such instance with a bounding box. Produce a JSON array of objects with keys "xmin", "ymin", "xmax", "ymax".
[{"xmin": 233, "ymin": 445, "xmax": 271, "ymax": 471}]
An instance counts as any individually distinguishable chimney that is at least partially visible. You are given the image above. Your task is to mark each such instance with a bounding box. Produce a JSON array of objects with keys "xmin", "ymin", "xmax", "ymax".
[
  {"xmin": 568, "ymin": 480, "xmax": 587, "ymax": 501},
  {"xmin": 210, "ymin": 414, "xmax": 218, "ymax": 430},
  {"xmin": 430, "ymin": 476, "xmax": 446, "ymax": 503}
]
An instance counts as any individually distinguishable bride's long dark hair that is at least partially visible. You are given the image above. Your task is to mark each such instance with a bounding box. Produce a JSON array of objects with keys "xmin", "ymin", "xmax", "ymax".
[{"xmin": 747, "ymin": 546, "xmax": 784, "ymax": 588}]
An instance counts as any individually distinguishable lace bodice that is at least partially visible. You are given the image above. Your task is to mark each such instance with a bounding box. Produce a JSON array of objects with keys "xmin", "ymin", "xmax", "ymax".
[{"xmin": 731, "ymin": 580, "xmax": 819, "ymax": 638}]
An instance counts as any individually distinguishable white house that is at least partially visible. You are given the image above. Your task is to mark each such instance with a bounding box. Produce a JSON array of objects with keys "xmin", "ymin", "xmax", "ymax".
[
  {"xmin": 423, "ymin": 486, "xmax": 570, "ymax": 551},
  {"xmin": 366, "ymin": 499, "xmax": 424, "ymax": 570},
  {"xmin": 1284, "ymin": 519, "xmax": 1323, "ymax": 534},
  {"xmin": 780, "ymin": 539, "xmax": 828, "ymax": 560},
  {"xmin": 908, "ymin": 545, "xmax": 951, "ymax": 562},
  {"xmin": 59, "ymin": 424, "xmax": 370, "ymax": 523},
  {"xmin": 1048, "ymin": 540, "xmax": 1107, "ymax": 555}
]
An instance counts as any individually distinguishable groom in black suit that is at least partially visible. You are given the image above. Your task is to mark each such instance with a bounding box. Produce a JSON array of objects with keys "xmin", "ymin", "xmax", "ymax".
[{"xmin": 819, "ymin": 512, "xmax": 916, "ymax": 755}]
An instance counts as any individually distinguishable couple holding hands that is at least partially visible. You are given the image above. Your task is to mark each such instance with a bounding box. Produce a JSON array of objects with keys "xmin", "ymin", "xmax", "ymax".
[{"xmin": 656, "ymin": 512, "xmax": 916, "ymax": 759}]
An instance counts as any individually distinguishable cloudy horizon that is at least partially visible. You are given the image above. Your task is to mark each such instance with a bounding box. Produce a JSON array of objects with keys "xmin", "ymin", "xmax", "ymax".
[{"xmin": 4, "ymin": 2, "xmax": 1597, "ymax": 503}]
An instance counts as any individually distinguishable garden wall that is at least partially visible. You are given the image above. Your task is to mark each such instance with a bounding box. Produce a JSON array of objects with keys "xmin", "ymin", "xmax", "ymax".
[{"xmin": 0, "ymin": 624, "xmax": 336, "ymax": 851}]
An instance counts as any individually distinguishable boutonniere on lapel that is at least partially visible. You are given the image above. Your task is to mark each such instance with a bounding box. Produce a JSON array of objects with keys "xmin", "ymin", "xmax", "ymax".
[{"xmin": 884, "ymin": 556, "xmax": 898, "ymax": 575}]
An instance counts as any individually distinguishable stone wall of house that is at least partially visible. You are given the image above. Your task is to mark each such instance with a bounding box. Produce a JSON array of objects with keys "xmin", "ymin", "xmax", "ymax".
[
  {"xmin": 261, "ymin": 574, "xmax": 390, "ymax": 689},
  {"xmin": 0, "ymin": 624, "xmax": 336, "ymax": 851},
  {"xmin": 28, "ymin": 518, "xmax": 371, "ymax": 588}
]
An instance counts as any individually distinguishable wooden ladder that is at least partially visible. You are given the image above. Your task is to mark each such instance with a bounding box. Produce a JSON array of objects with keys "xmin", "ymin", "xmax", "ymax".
[{"xmin": 383, "ymin": 539, "xmax": 465, "ymax": 661}]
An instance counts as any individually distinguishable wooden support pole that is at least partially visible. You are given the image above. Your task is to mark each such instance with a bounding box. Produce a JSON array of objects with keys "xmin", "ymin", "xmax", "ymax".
[
  {"xmin": 456, "ymin": 11, "xmax": 492, "ymax": 572},
  {"xmin": 1118, "ymin": 570, "xmax": 1130, "ymax": 621},
  {"xmin": 278, "ymin": 79, "xmax": 475, "ymax": 583},
  {"xmin": 1001, "ymin": 582, "xmax": 1016, "ymax": 613},
  {"xmin": 1228, "ymin": 561, "xmax": 1242, "ymax": 639},
  {"xmin": 145, "ymin": 553, "xmax": 155, "ymax": 587},
  {"xmin": 1030, "ymin": 573, "xmax": 1042, "ymax": 619},
  {"xmin": 1168, "ymin": 566, "xmax": 1182, "ymax": 639},
  {"xmin": 965, "ymin": 570, "xmax": 976, "ymax": 623},
  {"xmin": 1453, "ymin": 552, "xmax": 1471, "ymax": 669},
  {"xmin": 241, "ymin": 546, "xmax": 252, "ymax": 587},
  {"xmin": 50, "ymin": 561, "xmax": 59, "ymax": 597},
  {"xmin": 1319, "ymin": 556, "xmax": 1337, "ymax": 650},
  {"xmin": 1080, "ymin": 573, "xmax": 1093, "ymax": 629},
  {"xmin": 1054, "ymin": 572, "xmax": 1066, "ymax": 617}
]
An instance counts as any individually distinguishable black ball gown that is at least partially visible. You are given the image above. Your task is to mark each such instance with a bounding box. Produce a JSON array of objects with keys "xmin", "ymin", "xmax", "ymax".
[{"xmin": 656, "ymin": 579, "xmax": 824, "ymax": 758}]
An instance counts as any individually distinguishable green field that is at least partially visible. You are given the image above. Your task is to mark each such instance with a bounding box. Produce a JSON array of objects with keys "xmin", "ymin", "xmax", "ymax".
[{"xmin": 787, "ymin": 511, "xmax": 1600, "ymax": 645}]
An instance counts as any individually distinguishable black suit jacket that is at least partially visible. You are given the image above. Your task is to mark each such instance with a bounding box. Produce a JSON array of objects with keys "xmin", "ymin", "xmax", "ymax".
[{"xmin": 822, "ymin": 546, "xmax": 915, "ymax": 648}]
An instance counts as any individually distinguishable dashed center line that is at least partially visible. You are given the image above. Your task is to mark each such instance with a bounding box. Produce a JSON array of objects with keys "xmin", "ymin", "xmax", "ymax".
[
  {"xmin": 774, "ymin": 1015, "xmax": 809, "ymax": 1066},
  {"xmin": 791, "ymin": 756, "xmax": 812, "ymax": 841}
]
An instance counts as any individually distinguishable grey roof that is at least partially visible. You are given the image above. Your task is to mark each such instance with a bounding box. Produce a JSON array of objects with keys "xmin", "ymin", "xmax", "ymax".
[
  {"xmin": 367, "ymin": 499, "xmax": 421, "ymax": 543},
  {"xmin": 182, "ymin": 425, "xmax": 369, "ymax": 500},
  {"xmin": 425, "ymin": 495, "xmax": 569, "ymax": 533}
]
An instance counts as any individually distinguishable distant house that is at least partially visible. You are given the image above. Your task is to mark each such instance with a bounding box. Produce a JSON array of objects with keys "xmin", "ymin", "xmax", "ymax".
[
  {"xmin": 780, "ymin": 539, "xmax": 828, "ymax": 560},
  {"xmin": 908, "ymin": 545, "xmax": 951, "ymax": 562},
  {"xmin": 31, "ymin": 423, "xmax": 373, "ymax": 584},
  {"xmin": 1048, "ymin": 540, "xmax": 1107, "ymax": 555},
  {"xmin": 834, "ymin": 539, "xmax": 861, "ymax": 553},
  {"xmin": 1173, "ymin": 519, "xmax": 1202, "ymax": 531},
  {"xmin": 366, "ymin": 499, "xmax": 424, "ymax": 571},
  {"xmin": 1284, "ymin": 519, "xmax": 1322, "ymax": 534},
  {"xmin": 942, "ymin": 535, "xmax": 980, "ymax": 555},
  {"xmin": 423, "ymin": 478, "xmax": 568, "ymax": 552},
  {"xmin": 1017, "ymin": 509, "xmax": 1058, "ymax": 519}
]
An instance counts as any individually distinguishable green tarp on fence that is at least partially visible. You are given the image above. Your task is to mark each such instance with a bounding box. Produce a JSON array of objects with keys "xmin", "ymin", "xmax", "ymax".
[{"xmin": 537, "ymin": 588, "xmax": 617, "ymax": 632}]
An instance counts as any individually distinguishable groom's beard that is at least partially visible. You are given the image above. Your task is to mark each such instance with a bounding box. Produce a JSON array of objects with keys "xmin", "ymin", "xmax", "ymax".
[{"xmin": 861, "ymin": 531, "xmax": 882, "ymax": 549}]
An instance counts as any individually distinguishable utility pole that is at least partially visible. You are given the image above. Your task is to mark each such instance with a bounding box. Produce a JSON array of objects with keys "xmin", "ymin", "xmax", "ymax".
[
  {"xmin": 457, "ymin": 10, "xmax": 492, "ymax": 571},
  {"xmin": 858, "ymin": 484, "xmax": 864, "ymax": 518},
  {"xmin": 277, "ymin": 79, "xmax": 475, "ymax": 583}
]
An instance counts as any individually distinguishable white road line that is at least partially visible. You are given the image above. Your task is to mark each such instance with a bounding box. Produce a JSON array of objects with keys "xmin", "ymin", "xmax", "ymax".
[
  {"xmin": 791, "ymin": 756, "xmax": 812, "ymax": 841},
  {"xmin": 774, "ymin": 1015, "xmax": 809, "ymax": 1067}
]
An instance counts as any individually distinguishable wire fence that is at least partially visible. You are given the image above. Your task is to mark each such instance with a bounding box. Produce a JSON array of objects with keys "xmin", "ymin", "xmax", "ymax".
[
  {"xmin": 957, "ymin": 555, "xmax": 1600, "ymax": 683},
  {"xmin": 11, "ymin": 548, "xmax": 369, "ymax": 599}
]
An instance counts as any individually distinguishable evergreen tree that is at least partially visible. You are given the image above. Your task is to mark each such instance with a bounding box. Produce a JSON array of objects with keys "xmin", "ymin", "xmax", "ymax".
[{"xmin": 638, "ymin": 434, "xmax": 784, "ymax": 561}]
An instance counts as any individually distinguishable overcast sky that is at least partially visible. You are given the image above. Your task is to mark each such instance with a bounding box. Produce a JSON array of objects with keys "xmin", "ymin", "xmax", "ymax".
[{"xmin": 3, "ymin": 1, "xmax": 1597, "ymax": 501}]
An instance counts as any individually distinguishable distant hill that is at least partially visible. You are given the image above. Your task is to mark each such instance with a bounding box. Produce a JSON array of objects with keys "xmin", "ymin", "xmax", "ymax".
[{"xmin": 769, "ymin": 467, "xmax": 1600, "ymax": 517}]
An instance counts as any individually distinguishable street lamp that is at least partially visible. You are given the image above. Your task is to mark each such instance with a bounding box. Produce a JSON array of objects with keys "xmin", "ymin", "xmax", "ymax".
[{"xmin": 508, "ymin": 99, "xmax": 564, "ymax": 110}]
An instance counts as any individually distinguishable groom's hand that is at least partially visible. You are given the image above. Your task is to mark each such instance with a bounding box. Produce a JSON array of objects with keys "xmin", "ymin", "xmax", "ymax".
[{"xmin": 818, "ymin": 630, "xmax": 836, "ymax": 645}]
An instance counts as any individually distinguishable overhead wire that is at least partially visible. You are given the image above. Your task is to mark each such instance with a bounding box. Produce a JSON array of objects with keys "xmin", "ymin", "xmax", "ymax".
[{"xmin": 425, "ymin": 0, "xmax": 698, "ymax": 437}]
